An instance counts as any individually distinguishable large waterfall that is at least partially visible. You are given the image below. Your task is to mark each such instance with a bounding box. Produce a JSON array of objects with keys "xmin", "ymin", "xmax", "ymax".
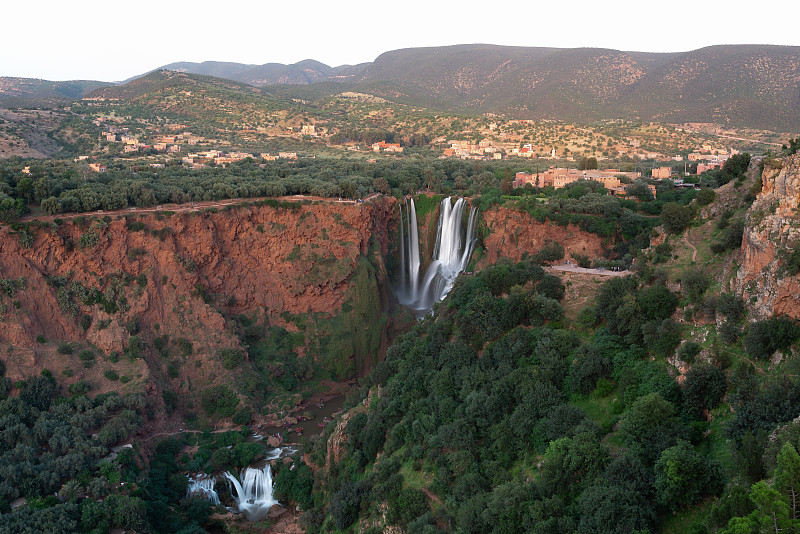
[
  {"xmin": 397, "ymin": 197, "xmax": 477, "ymax": 317},
  {"xmin": 223, "ymin": 465, "xmax": 279, "ymax": 521}
]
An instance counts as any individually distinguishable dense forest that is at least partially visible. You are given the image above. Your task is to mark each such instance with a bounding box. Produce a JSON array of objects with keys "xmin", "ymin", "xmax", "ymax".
[{"xmin": 297, "ymin": 248, "xmax": 800, "ymax": 533}]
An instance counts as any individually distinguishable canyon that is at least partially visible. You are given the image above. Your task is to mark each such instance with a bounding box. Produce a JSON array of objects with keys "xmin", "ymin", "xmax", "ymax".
[{"xmin": 0, "ymin": 195, "xmax": 607, "ymax": 420}]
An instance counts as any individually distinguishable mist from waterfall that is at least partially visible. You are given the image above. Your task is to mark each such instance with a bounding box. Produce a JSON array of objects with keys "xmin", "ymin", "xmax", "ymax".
[
  {"xmin": 186, "ymin": 475, "xmax": 220, "ymax": 505},
  {"xmin": 396, "ymin": 196, "xmax": 477, "ymax": 317},
  {"xmin": 223, "ymin": 465, "xmax": 279, "ymax": 521}
]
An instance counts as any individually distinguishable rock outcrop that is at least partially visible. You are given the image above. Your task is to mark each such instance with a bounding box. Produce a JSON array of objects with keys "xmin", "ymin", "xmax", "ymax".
[
  {"xmin": 477, "ymin": 206, "xmax": 606, "ymax": 269},
  {"xmin": 736, "ymin": 154, "xmax": 800, "ymax": 319}
]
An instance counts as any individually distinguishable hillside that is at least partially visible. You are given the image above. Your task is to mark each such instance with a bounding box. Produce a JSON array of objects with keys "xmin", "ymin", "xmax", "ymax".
[
  {"xmin": 0, "ymin": 77, "xmax": 111, "ymax": 101},
  {"xmin": 124, "ymin": 44, "xmax": 800, "ymax": 131},
  {"xmin": 349, "ymin": 44, "xmax": 800, "ymax": 131}
]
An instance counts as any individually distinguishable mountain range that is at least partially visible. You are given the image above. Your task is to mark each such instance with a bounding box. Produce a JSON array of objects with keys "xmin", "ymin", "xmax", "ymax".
[{"xmin": 2, "ymin": 44, "xmax": 800, "ymax": 131}]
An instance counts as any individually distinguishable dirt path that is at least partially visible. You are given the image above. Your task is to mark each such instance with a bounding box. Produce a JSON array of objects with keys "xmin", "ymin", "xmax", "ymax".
[
  {"xmin": 548, "ymin": 264, "xmax": 632, "ymax": 277},
  {"xmin": 139, "ymin": 428, "xmax": 234, "ymax": 443},
  {"xmin": 18, "ymin": 193, "xmax": 384, "ymax": 224},
  {"xmin": 684, "ymin": 229, "xmax": 698, "ymax": 262}
]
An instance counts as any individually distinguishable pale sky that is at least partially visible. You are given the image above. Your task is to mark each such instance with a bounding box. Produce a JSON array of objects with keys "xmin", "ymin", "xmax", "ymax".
[{"xmin": 3, "ymin": 0, "xmax": 799, "ymax": 82}]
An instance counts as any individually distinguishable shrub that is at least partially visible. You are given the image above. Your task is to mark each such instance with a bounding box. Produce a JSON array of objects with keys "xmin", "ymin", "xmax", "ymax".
[
  {"xmin": 124, "ymin": 336, "xmax": 144, "ymax": 360},
  {"xmin": 655, "ymin": 440, "xmax": 722, "ymax": 510},
  {"xmin": 681, "ymin": 268, "xmax": 710, "ymax": 303},
  {"xmin": 217, "ymin": 348, "xmax": 245, "ymax": 370},
  {"xmin": 57, "ymin": 343, "xmax": 74, "ymax": 354},
  {"xmin": 677, "ymin": 342, "xmax": 701, "ymax": 364},
  {"xmin": 125, "ymin": 318, "xmax": 140, "ymax": 335},
  {"xmin": 744, "ymin": 317, "xmax": 800, "ymax": 359},
  {"xmin": 166, "ymin": 361, "xmax": 179, "ymax": 379},
  {"xmin": 78, "ymin": 230, "xmax": 99, "ymax": 249},
  {"xmin": 104, "ymin": 370, "xmax": 119, "ymax": 381},
  {"xmin": 661, "ymin": 203, "xmax": 693, "ymax": 234},
  {"xmin": 695, "ymin": 189, "xmax": 716, "ymax": 206},
  {"xmin": 201, "ymin": 385, "xmax": 239, "ymax": 418},
  {"xmin": 68, "ymin": 380, "xmax": 90, "ymax": 395},
  {"xmin": 177, "ymin": 338, "xmax": 193, "ymax": 356},
  {"xmin": 683, "ymin": 365, "xmax": 727, "ymax": 417}
]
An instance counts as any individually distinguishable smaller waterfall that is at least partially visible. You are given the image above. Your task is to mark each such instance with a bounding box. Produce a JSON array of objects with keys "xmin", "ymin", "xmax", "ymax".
[
  {"xmin": 186, "ymin": 475, "xmax": 220, "ymax": 505},
  {"xmin": 223, "ymin": 465, "xmax": 279, "ymax": 521}
]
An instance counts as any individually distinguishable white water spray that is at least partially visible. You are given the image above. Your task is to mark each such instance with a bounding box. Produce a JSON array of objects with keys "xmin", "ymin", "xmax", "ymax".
[
  {"xmin": 223, "ymin": 465, "xmax": 279, "ymax": 521},
  {"xmin": 397, "ymin": 197, "xmax": 477, "ymax": 316},
  {"xmin": 186, "ymin": 475, "xmax": 220, "ymax": 505}
]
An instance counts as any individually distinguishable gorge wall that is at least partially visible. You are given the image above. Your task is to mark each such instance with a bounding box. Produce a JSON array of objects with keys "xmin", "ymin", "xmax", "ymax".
[
  {"xmin": 737, "ymin": 154, "xmax": 800, "ymax": 319},
  {"xmin": 477, "ymin": 206, "xmax": 606, "ymax": 269},
  {"xmin": 0, "ymin": 197, "xmax": 397, "ymax": 394}
]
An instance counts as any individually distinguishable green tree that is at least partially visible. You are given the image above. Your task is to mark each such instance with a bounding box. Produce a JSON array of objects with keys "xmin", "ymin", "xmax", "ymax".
[
  {"xmin": 654, "ymin": 440, "xmax": 722, "ymax": 510},
  {"xmin": 775, "ymin": 442, "xmax": 800, "ymax": 520},
  {"xmin": 661, "ymin": 202, "xmax": 693, "ymax": 234}
]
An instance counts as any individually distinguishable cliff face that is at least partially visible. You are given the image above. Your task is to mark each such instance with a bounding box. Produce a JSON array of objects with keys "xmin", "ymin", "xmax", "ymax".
[
  {"xmin": 736, "ymin": 154, "xmax": 800, "ymax": 319},
  {"xmin": 0, "ymin": 198, "xmax": 397, "ymax": 385},
  {"xmin": 477, "ymin": 206, "xmax": 606, "ymax": 269}
]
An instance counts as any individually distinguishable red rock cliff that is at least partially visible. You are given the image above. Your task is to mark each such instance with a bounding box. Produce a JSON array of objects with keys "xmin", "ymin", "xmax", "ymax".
[
  {"xmin": 0, "ymin": 197, "xmax": 397, "ymax": 378},
  {"xmin": 736, "ymin": 154, "xmax": 800, "ymax": 319},
  {"xmin": 477, "ymin": 206, "xmax": 606, "ymax": 268}
]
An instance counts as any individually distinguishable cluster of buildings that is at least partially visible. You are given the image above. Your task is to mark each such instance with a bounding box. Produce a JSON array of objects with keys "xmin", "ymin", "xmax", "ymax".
[
  {"xmin": 514, "ymin": 167, "xmax": 657, "ymax": 198},
  {"xmin": 181, "ymin": 150, "xmax": 256, "ymax": 167},
  {"xmin": 261, "ymin": 152, "xmax": 298, "ymax": 161},
  {"xmin": 371, "ymin": 141, "xmax": 403, "ymax": 153},
  {"xmin": 442, "ymin": 139, "xmax": 503, "ymax": 160}
]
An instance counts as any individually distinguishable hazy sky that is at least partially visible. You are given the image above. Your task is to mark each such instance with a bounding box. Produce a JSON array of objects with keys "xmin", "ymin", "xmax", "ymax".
[{"xmin": 3, "ymin": 0, "xmax": 799, "ymax": 81}]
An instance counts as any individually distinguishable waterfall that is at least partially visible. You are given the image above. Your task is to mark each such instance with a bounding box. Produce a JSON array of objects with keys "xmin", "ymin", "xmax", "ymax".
[
  {"xmin": 407, "ymin": 198, "xmax": 421, "ymax": 299},
  {"xmin": 186, "ymin": 475, "xmax": 220, "ymax": 505},
  {"xmin": 223, "ymin": 465, "xmax": 279, "ymax": 521},
  {"xmin": 399, "ymin": 204, "xmax": 406, "ymax": 290},
  {"xmin": 397, "ymin": 196, "xmax": 477, "ymax": 317}
]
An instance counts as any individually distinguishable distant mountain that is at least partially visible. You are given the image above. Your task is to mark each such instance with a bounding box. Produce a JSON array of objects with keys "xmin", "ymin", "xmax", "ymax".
[
  {"xmin": 86, "ymin": 70, "xmax": 261, "ymax": 101},
  {"xmin": 147, "ymin": 61, "xmax": 258, "ymax": 82},
  {"xmin": 347, "ymin": 44, "xmax": 800, "ymax": 131},
  {"xmin": 0, "ymin": 77, "xmax": 112, "ymax": 101},
  {"xmin": 129, "ymin": 44, "xmax": 799, "ymax": 131},
  {"xmin": 132, "ymin": 59, "xmax": 365, "ymax": 87},
  {"xmin": 10, "ymin": 44, "xmax": 800, "ymax": 131}
]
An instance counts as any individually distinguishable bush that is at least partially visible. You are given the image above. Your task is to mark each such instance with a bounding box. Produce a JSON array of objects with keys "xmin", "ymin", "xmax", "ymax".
[
  {"xmin": 744, "ymin": 316, "xmax": 800, "ymax": 359},
  {"xmin": 681, "ymin": 269, "xmax": 710, "ymax": 303},
  {"xmin": 677, "ymin": 342, "xmax": 701, "ymax": 364},
  {"xmin": 655, "ymin": 440, "xmax": 722, "ymax": 510},
  {"xmin": 661, "ymin": 203, "xmax": 693, "ymax": 234},
  {"xmin": 68, "ymin": 380, "xmax": 90, "ymax": 395},
  {"xmin": 683, "ymin": 365, "xmax": 727, "ymax": 418},
  {"xmin": 78, "ymin": 230, "xmax": 99, "ymax": 249},
  {"xmin": 695, "ymin": 188, "xmax": 716, "ymax": 206},
  {"xmin": 217, "ymin": 348, "xmax": 245, "ymax": 370},
  {"xmin": 201, "ymin": 385, "xmax": 239, "ymax": 418},
  {"xmin": 104, "ymin": 370, "xmax": 119, "ymax": 381}
]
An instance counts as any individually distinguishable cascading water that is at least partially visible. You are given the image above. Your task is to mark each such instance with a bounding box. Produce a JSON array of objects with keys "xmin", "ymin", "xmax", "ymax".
[
  {"xmin": 186, "ymin": 475, "xmax": 220, "ymax": 505},
  {"xmin": 223, "ymin": 465, "xmax": 279, "ymax": 521},
  {"xmin": 396, "ymin": 196, "xmax": 477, "ymax": 317}
]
